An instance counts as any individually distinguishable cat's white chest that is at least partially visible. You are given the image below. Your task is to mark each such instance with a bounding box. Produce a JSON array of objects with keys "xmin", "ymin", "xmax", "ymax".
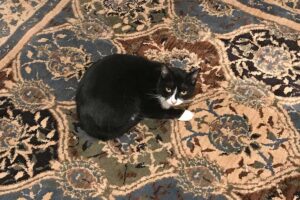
[{"xmin": 158, "ymin": 96, "xmax": 171, "ymax": 109}]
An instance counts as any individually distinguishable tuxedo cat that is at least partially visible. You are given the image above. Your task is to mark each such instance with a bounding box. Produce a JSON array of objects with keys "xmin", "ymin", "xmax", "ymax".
[{"xmin": 76, "ymin": 54, "xmax": 199, "ymax": 141}]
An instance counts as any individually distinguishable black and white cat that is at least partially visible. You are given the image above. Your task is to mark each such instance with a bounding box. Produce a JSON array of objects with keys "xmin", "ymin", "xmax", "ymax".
[{"xmin": 76, "ymin": 54, "xmax": 199, "ymax": 141}]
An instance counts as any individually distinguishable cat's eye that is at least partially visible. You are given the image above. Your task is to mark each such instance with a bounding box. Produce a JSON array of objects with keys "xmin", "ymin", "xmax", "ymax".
[
  {"xmin": 181, "ymin": 91, "xmax": 187, "ymax": 95},
  {"xmin": 165, "ymin": 87, "xmax": 172, "ymax": 93}
]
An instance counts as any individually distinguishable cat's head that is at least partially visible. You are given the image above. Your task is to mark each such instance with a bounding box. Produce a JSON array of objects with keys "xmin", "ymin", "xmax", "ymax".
[{"xmin": 157, "ymin": 65, "xmax": 200, "ymax": 109}]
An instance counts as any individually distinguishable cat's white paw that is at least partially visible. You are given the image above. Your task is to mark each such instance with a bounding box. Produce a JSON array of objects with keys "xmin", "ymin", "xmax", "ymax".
[{"xmin": 178, "ymin": 110, "xmax": 194, "ymax": 121}]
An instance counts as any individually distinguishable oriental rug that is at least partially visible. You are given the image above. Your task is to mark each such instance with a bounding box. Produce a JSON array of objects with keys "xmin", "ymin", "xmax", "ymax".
[{"xmin": 0, "ymin": 0, "xmax": 299, "ymax": 199}]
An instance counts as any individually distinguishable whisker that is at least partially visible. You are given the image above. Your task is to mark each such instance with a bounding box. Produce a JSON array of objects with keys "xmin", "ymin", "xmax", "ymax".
[
  {"xmin": 183, "ymin": 99, "xmax": 193, "ymax": 103},
  {"xmin": 146, "ymin": 93, "xmax": 161, "ymax": 99}
]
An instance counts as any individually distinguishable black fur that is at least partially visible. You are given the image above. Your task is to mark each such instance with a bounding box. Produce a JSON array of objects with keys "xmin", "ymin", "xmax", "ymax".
[{"xmin": 76, "ymin": 54, "xmax": 199, "ymax": 141}]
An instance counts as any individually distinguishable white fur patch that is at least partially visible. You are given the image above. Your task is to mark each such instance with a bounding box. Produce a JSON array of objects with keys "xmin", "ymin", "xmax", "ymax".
[
  {"xmin": 178, "ymin": 110, "xmax": 194, "ymax": 121},
  {"xmin": 159, "ymin": 96, "xmax": 172, "ymax": 109},
  {"xmin": 131, "ymin": 114, "xmax": 136, "ymax": 121},
  {"xmin": 159, "ymin": 88, "xmax": 185, "ymax": 109}
]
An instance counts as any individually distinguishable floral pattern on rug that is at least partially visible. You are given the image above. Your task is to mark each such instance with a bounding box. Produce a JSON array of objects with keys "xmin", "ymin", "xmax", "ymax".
[
  {"xmin": 173, "ymin": 89, "xmax": 299, "ymax": 193},
  {"xmin": 221, "ymin": 27, "xmax": 300, "ymax": 100},
  {"xmin": 0, "ymin": 0, "xmax": 299, "ymax": 199},
  {"xmin": 0, "ymin": 96, "xmax": 60, "ymax": 185}
]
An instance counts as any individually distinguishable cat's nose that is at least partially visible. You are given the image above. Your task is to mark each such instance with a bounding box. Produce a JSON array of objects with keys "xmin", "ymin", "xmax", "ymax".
[{"xmin": 171, "ymin": 99, "xmax": 177, "ymax": 104}]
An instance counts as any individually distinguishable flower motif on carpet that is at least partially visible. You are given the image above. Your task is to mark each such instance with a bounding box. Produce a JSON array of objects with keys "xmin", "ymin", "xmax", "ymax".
[
  {"xmin": 200, "ymin": 0, "xmax": 234, "ymax": 17},
  {"xmin": 46, "ymin": 47, "xmax": 91, "ymax": 81},
  {"xmin": 207, "ymin": 114, "xmax": 262, "ymax": 155},
  {"xmin": 253, "ymin": 46, "xmax": 293, "ymax": 77},
  {"xmin": 144, "ymin": 47, "xmax": 204, "ymax": 71},
  {"xmin": 10, "ymin": 80, "xmax": 55, "ymax": 112},
  {"xmin": 15, "ymin": 26, "xmax": 117, "ymax": 102},
  {"xmin": 172, "ymin": 89, "xmax": 300, "ymax": 193},
  {"xmin": 104, "ymin": 123, "xmax": 150, "ymax": 161},
  {"xmin": 172, "ymin": 16, "xmax": 212, "ymax": 43},
  {"xmin": 0, "ymin": 20, "xmax": 10, "ymax": 38},
  {"xmin": 227, "ymin": 78, "xmax": 275, "ymax": 109},
  {"xmin": 177, "ymin": 158, "xmax": 224, "ymax": 198},
  {"xmin": 76, "ymin": 0, "xmax": 169, "ymax": 33},
  {"xmin": 221, "ymin": 28, "xmax": 300, "ymax": 99},
  {"xmin": 53, "ymin": 159, "xmax": 107, "ymax": 199},
  {"xmin": 70, "ymin": 19, "xmax": 114, "ymax": 41}
]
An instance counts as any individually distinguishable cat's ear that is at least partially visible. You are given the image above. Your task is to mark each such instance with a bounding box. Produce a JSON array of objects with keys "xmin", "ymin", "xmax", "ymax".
[
  {"xmin": 189, "ymin": 68, "xmax": 200, "ymax": 84},
  {"xmin": 161, "ymin": 65, "xmax": 170, "ymax": 78}
]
